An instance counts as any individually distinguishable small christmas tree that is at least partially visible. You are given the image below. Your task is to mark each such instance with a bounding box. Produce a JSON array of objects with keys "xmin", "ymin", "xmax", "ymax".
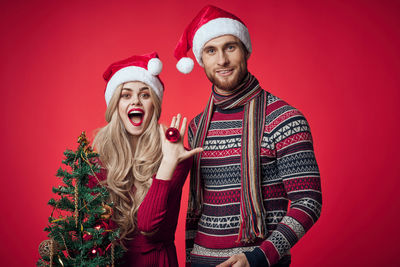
[{"xmin": 37, "ymin": 132, "xmax": 124, "ymax": 266}]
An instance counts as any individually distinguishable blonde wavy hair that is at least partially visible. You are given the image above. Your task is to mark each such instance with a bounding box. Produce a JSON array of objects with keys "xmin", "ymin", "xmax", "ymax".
[{"xmin": 93, "ymin": 83, "xmax": 162, "ymax": 243}]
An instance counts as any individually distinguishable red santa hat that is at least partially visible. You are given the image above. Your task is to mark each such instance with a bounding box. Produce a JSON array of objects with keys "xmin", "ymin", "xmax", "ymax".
[
  {"xmin": 174, "ymin": 5, "xmax": 252, "ymax": 74},
  {"xmin": 103, "ymin": 52, "xmax": 164, "ymax": 106}
]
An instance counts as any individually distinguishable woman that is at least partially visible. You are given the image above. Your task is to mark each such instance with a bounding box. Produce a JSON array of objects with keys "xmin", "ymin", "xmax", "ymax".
[{"xmin": 93, "ymin": 52, "xmax": 202, "ymax": 266}]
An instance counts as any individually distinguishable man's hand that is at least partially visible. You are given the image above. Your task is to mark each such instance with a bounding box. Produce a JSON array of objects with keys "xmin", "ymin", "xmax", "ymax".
[{"xmin": 216, "ymin": 253, "xmax": 250, "ymax": 267}]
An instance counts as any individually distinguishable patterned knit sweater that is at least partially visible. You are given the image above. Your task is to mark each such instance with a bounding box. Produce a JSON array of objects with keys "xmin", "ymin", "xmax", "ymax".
[{"xmin": 186, "ymin": 91, "xmax": 322, "ymax": 266}]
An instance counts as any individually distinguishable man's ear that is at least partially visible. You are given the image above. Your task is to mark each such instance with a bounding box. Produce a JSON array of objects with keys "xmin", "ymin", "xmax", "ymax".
[
  {"xmin": 240, "ymin": 42, "xmax": 250, "ymax": 60},
  {"xmin": 246, "ymin": 51, "xmax": 250, "ymax": 60}
]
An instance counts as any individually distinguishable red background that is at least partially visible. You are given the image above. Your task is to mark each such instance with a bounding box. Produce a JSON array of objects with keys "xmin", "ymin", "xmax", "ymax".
[{"xmin": 1, "ymin": 0, "xmax": 399, "ymax": 266}]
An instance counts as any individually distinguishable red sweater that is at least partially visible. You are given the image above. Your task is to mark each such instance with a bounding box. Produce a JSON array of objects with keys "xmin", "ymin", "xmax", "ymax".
[{"xmin": 114, "ymin": 157, "xmax": 192, "ymax": 267}]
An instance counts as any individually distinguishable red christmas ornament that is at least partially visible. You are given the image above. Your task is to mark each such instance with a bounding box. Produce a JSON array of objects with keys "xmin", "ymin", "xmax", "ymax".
[
  {"xmin": 83, "ymin": 232, "xmax": 92, "ymax": 241},
  {"xmin": 165, "ymin": 127, "xmax": 180, "ymax": 143},
  {"xmin": 88, "ymin": 247, "xmax": 104, "ymax": 258},
  {"xmin": 69, "ymin": 231, "xmax": 78, "ymax": 241},
  {"xmin": 94, "ymin": 220, "xmax": 109, "ymax": 236}
]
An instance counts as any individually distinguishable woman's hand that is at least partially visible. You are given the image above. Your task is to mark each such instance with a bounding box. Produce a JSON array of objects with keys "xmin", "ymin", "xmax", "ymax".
[
  {"xmin": 156, "ymin": 114, "xmax": 203, "ymax": 180},
  {"xmin": 160, "ymin": 114, "xmax": 203, "ymax": 164}
]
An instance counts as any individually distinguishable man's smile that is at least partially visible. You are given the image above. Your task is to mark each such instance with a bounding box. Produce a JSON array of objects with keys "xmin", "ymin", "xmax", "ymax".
[{"xmin": 216, "ymin": 68, "xmax": 234, "ymax": 77}]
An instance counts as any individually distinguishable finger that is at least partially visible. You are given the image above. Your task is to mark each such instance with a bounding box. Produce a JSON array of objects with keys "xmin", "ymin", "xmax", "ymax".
[
  {"xmin": 217, "ymin": 257, "xmax": 235, "ymax": 267},
  {"xmin": 232, "ymin": 254, "xmax": 249, "ymax": 267},
  {"xmin": 179, "ymin": 147, "xmax": 203, "ymax": 162},
  {"xmin": 216, "ymin": 262, "xmax": 229, "ymax": 267},
  {"xmin": 175, "ymin": 114, "xmax": 181, "ymax": 128},
  {"xmin": 170, "ymin": 116, "xmax": 176, "ymax": 128},
  {"xmin": 187, "ymin": 147, "xmax": 203, "ymax": 158},
  {"xmin": 180, "ymin": 117, "xmax": 187, "ymax": 136}
]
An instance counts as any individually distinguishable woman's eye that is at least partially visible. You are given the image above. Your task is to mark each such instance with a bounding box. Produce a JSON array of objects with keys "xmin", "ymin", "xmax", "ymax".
[
  {"xmin": 140, "ymin": 93, "xmax": 150, "ymax": 99},
  {"xmin": 121, "ymin": 93, "xmax": 130, "ymax": 99}
]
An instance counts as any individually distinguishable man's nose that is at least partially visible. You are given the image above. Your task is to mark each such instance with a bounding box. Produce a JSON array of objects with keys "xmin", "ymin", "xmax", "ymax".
[{"xmin": 217, "ymin": 51, "xmax": 229, "ymax": 66}]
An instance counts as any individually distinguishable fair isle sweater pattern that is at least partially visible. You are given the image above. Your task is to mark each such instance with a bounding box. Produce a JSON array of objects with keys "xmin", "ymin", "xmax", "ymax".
[{"xmin": 186, "ymin": 92, "xmax": 322, "ymax": 266}]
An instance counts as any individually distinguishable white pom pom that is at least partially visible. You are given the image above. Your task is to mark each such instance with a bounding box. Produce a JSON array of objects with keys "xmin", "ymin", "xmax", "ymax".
[
  {"xmin": 147, "ymin": 58, "xmax": 163, "ymax": 75},
  {"xmin": 176, "ymin": 57, "xmax": 194, "ymax": 74}
]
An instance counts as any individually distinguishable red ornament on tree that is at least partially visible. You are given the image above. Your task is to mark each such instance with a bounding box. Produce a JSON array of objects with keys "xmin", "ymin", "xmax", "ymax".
[
  {"xmin": 83, "ymin": 232, "xmax": 92, "ymax": 241},
  {"xmin": 69, "ymin": 231, "xmax": 78, "ymax": 241},
  {"xmin": 165, "ymin": 127, "xmax": 180, "ymax": 143},
  {"xmin": 94, "ymin": 220, "xmax": 109, "ymax": 236},
  {"xmin": 88, "ymin": 247, "xmax": 104, "ymax": 258}
]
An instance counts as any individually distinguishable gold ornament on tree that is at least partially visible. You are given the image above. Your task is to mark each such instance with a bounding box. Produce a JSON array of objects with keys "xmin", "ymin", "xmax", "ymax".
[
  {"xmin": 38, "ymin": 239, "xmax": 61, "ymax": 258},
  {"xmin": 38, "ymin": 239, "xmax": 65, "ymax": 266},
  {"xmin": 101, "ymin": 204, "xmax": 113, "ymax": 220}
]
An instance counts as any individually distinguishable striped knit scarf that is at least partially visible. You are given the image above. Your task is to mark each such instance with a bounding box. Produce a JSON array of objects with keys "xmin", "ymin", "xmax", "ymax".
[{"xmin": 189, "ymin": 73, "xmax": 268, "ymax": 242}]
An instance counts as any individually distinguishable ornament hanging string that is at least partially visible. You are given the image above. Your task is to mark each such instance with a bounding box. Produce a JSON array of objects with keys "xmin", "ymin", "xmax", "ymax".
[
  {"xmin": 74, "ymin": 179, "xmax": 79, "ymax": 227},
  {"xmin": 80, "ymin": 149, "xmax": 104, "ymax": 186},
  {"xmin": 49, "ymin": 239, "xmax": 54, "ymax": 267},
  {"xmin": 59, "ymin": 233, "xmax": 74, "ymax": 260},
  {"xmin": 111, "ymin": 242, "xmax": 115, "ymax": 267},
  {"xmin": 82, "ymin": 200, "xmax": 90, "ymax": 212}
]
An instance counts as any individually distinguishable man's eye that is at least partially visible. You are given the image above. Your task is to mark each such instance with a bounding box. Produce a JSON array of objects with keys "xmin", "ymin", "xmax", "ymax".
[
  {"xmin": 207, "ymin": 48, "xmax": 215, "ymax": 54},
  {"xmin": 227, "ymin": 45, "xmax": 235, "ymax": 51}
]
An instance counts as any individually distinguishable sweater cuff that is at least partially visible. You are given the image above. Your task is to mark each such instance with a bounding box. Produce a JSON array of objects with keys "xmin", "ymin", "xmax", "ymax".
[
  {"xmin": 153, "ymin": 175, "xmax": 172, "ymax": 185},
  {"xmin": 244, "ymin": 247, "xmax": 269, "ymax": 267}
]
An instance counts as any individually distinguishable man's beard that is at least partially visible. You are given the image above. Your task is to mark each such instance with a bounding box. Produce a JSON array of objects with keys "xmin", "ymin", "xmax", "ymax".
[{"xmin": 205, "ymin": 63, "xmax": 248, "ymax": 92}]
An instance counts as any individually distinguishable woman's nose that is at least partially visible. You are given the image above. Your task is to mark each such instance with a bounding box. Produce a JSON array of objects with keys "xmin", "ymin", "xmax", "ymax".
[{"xmin": 131, "ymin": 94, "xmax": 141, "ymax": 105}]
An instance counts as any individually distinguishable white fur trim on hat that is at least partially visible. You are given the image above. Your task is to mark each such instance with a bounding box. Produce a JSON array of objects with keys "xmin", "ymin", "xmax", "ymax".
[
  {"xmin": 192, "ymin": 17, "xmax": 252, "ymax": 66},
  {"xmin": 176, "ymin": 57, "xmax": 194, "ymax": 74},
  {"xmin": 147, "ymin": 58, "xmax": 163, "ymax": 75},
  {"xmin": 105, "ymin": 66, "xmax": 163, "ymax": 106}
]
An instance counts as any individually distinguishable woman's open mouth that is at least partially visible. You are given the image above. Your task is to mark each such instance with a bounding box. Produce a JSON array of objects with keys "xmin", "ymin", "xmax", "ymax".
[{"xmin": 128, "ymin": 108, "xmax": 145, "ymax": 126}]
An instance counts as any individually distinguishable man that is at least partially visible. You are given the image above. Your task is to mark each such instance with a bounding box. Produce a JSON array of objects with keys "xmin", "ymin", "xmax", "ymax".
[{"xmin": 174, "ymin": 5, "xmax": 322, "ymax": 267}]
